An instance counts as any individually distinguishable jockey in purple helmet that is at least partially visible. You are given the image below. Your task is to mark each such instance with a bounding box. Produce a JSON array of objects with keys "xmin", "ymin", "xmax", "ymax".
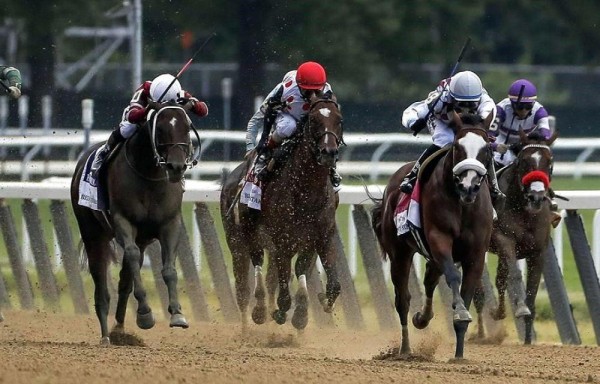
[
  {"xmin": 489, "ymin": 78, "xmax": 560, "ymax": 225},
  {"xmin": 489, "ymin": 79, "xmax": 552, "ymax": 167}
]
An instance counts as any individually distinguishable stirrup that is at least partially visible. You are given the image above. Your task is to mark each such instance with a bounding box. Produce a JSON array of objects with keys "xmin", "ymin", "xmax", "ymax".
[
  {"xmin": 399, "ymin": 177, "xmax": 415, "ymax": 194},
  {"xmin": 330, "ymin": 169, "xmax": 342, "ymax": 188}
]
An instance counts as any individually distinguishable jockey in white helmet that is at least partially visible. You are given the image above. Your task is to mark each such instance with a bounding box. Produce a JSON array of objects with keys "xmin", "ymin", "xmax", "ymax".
[
  {"xmin": 90, "ymin": 73, "xmax": 209, "ymax": 177},
  {"xmin": 400, "ymin": 70, "xmax": 505, "ymax": 206}
]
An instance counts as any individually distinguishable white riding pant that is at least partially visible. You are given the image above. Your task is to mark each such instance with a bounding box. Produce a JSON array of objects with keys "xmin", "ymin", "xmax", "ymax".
[
  {"xmin": 429, "ymin": 120, "xmax": 455, "ymax": 147},
  {"xmin": 273, "ymin": 113, "xmax": 298, "ymax": 141}
]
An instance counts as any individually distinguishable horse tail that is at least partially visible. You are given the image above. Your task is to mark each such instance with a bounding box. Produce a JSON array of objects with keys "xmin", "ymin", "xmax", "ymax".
[{"xmin": 363, "ymin": 184, "xmax": 389, "ymax": 261}]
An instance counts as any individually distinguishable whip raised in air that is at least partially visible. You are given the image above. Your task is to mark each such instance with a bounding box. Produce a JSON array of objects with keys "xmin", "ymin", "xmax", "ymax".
[
  {"xmin": 412, "ymin": 37, "xmax": 472, "ymax": 136},
  {"xmin": 157, "ymin": 32, "xmax": 217, "ymax": 102}
]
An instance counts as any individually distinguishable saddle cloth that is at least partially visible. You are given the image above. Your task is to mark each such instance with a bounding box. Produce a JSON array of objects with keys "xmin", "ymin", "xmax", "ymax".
[
  {"xmin": 394, "ymin": 181, "xmax": 421, "ymax": 236},
  {"xmin": 239, "ymin": 167, "xmax": 262, "ymax": 210},
  {"xmin": 78, "ymin": 149, "xmax": 109, "ymax": 211}
]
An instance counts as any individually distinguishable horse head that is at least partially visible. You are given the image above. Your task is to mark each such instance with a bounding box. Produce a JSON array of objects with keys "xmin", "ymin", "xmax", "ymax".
[
  {"xmin": 145, "ymin": 101, "xmax": 200, "ymax": 182},
  {"xmin": 305, "ymin": 92, "xmax": 344, "ymax": 168},
  {"xmin": 512, "ymin": 129, "xmax": 558, "ymax": 213},
  {"xmin": 450, "ymin": 112, "xmax": 493, "ymax": 204}
]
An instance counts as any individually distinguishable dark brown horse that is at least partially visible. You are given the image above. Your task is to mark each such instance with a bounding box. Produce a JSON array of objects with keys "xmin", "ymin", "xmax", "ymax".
[
  {"xmin": 220, "ymin": 92, "xmax": 343, "ymax": 330},
  {"xmin": 70, "ymin": 102, "xmax": 199, "ymax": 344},
  {"xmin": 371, "ymin": 113, "xmax": 494, "ymax": 359},
  {"xmin": 475, "ymin": 129, "xmax": 558, "ymax": 344}
]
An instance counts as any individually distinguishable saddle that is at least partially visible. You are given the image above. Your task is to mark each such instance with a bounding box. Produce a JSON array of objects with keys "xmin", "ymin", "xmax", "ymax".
[{"xmin": 417, "ymin": 146, "xmax": 451, "ymax": 183}]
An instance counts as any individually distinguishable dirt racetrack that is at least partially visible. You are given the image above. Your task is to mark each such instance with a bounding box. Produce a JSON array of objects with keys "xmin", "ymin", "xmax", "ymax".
[{"xmin": 0, "ymin": 309, "xmax": 598, "ymax": 384}]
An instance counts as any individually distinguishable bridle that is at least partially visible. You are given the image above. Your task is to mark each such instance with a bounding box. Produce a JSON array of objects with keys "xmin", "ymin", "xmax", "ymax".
[
  {"xmin": 515, "ymin": 142, "xmax": 553, "ymax": 192},
  {"xmin": 123, "ymin": 105, "xmax": 201, "ymax": 182},
  {"xmin": 305, "ymin": 99, "xmax": 345, "ymax": 163},
  {"xmin": 146, "ymin": 105, "xmax": 201, "ymax": 168}
]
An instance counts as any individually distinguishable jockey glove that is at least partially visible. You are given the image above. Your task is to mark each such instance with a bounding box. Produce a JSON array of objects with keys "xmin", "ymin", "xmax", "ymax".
[{"xmin": 411, "ymin": 118, "xmax": 427, "ymax": 134}]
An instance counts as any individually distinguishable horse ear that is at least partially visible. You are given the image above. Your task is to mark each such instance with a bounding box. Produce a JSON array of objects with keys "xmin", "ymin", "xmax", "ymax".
[
  {"xmin": 451, "ymin": 110, "xmax": 462, "ymax": 131},
  {"xmin": 483, "ymin": 111, "xmax": 494, "ymax": 130},
  {"xmin": 547, "ymin": 130, "xmax": 559, "ymax": 145}
]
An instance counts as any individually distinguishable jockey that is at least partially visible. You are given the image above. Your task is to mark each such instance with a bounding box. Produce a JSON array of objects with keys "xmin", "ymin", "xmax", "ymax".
[
  {"xmin": 245, "ymin": 61, "xmax": 342, "ymax": 187},
  {"xmin": 490, "ymin": 79, "xmax": 552, "ymax": 166},
  {"xmin": 0, "ymin": 65, "xmax": 22, "ymax": 99},
  {"xmin": 400, "ymin": 70, "xmax": 505, "ymax": 205},
  {"xmin": 490, "ymin": 78, "xmax": 561, "ymax": 226},
  {"xmin": 90, "ymin": 73, "xmax": 208, "ymax": 176}
]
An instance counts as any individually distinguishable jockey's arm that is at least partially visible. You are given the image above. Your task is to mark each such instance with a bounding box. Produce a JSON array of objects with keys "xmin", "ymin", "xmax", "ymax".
[
  {"xmin": 178, "ymin": 90, "xmax": 209, "ymax": 117},
  {"xmin": 245, "ymin": 84, "xmax": 283, "ymax": 152},
  {"xmin": 0, "ymin": 66, "xmax": 22, "ymax": 99}
]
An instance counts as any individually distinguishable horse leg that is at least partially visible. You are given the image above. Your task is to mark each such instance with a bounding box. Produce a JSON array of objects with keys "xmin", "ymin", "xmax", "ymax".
[
  {"xmin": 413, "ymin": 261, "xmax": 440, "ymax": 329},
  {"xmin": 113, "ymin": 216, "xmax": 154, "ymax": 330},
  {"xmin": 250, "ymin": 247, "xmax": 267, "ymax": 325},
  {"xmin": 159, "ymin": 221, "xmax": 189, "ymax": 329},
  {"xmin": 523, "ymin": 256, "xmax": 543, "ymax": 344},
  {"xmin": 272, "ymin": 249, "xmax": 293, "ymax": 325},
  {"xmin": 472, "ymin": 282, "xmax": 486, "ymax": 339},
  {"xmin": 491, "ymin": 255, "xmax": 509, "ymax": 320},
  {"xmin": 390, "ymin": 251, "xmax": 414, "ymax": 355},
  {"xmin": 291, "ymin": 251, "xmax": 313, "ymax": 330},
  {"xmin": 315, "ymin": 239, "xmax": 341, "ymax": 313},
  {"xmin": 112, "ymin": 257, "xmax": 133, "ymax": 335},
  {"xmin": 266, "ymin": 257, "xmax": 278, "ymax": 315},
  {"xmin": 455, "ymin": 258, "xmax": 485, "ymax": 359},
  {"xmin": 87, "ymin": 242, "xmax": 111, "ymax": 345},
  {"xmin": 507, "ymin": 254, "xmax": 531, "ymax": 319},
  {"xmin": 231, "ymin": 247, "xmax": 251, "ymax": 329}
]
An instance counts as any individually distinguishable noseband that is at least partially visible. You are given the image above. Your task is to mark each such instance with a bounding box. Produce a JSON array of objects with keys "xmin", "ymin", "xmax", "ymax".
[{"xmin": 452, "ymin": 127, "xmax": 490, "ymax": 178}]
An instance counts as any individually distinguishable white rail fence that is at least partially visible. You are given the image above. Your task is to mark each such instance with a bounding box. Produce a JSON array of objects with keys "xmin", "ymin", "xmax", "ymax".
[
  {"xmin": 0, "ymin": 179, "xmax": 598, "ymax": 278},
  {"xmin": 2, "ymin": 129, "xmax": 600, "ymax": 181}
]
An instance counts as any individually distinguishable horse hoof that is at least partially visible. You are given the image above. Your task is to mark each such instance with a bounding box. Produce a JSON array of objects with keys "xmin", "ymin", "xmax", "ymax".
[
  {"xmin": 489, "ymin": 308, "xmax": 506, "ymax": 321},
  {"xmin": 291, "ymin": 308, "xmax": 308, "ymax": 330},
  {"xmin": 317, "ymin": 292, "xmax": 334, "ymax": 313},
  {"xmin": 136, "ymin": 310, "xmax": 155, "ymax": 330},
  {"xmin": 453, "ymin": 309, "xmax": 473, "ymax": 323},
  {"xmin": 272, "ymin": 310, "xmax": 287, "ymax": 325},
  {"xmin": 515, "ymin": 305, "xmax": 532, "ymax": 318},
  {"xmin": 412, "ymin": 312, "xmax": 432, "ymax": 329},
  {"xmin": 100, "ymin": 336, "xmax": 110, "ymax": 345},
  {"xmin": 252, "ymin": 305, "xmax": 267, "ymax": 324},
  {"xmin": 169, "ymin": 313, "xmax": 189, "ymax": 328}
]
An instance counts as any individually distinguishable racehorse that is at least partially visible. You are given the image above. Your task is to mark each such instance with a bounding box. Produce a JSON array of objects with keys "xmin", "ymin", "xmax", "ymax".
[
  {"xmin": 474, "ymin": 129, "xmax": 558, "ymax": 344},
  {"xmin": 220, "ymin": 92, "xmax": 343, "ymax": 331},
  {"xmin": 70, "ymin": 101, "xmax": 199, "ymax": 344},
  {"xmin": 371, "ymin": 112, "xmax": 494, "ymax": 359}
]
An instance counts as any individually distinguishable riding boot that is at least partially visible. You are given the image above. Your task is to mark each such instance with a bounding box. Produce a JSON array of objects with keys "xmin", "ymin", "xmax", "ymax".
[
  {"xmin": 548, "ymin": 187, "xmax": 562, "ymax": 228},
  {"xmin": 330, "ymin": 167, "xmax": 342, "ymax": 188},
  {"xmin": 255, "ymin": 137, "xmax": 279, "ymax": 181},
  {"xmin": 91, "ymin": 129, "xmax": 124, "ymax": 177},
  {"xmin": 487, "ymin": 160, "xmax": 506, "ymax": 211},
  {"xmin": 399, "ymin": 144, "xmax": 441, "ymax": 194}
]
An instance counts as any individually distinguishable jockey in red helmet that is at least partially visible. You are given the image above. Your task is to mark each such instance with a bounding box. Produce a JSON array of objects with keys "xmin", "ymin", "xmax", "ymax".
[
  {"xmin": 246, "ymin": 61, "xmax": 341, "ymax": 187},
  {"xmin": 90, "ymin": 73, "xmax": 209, "ymax": 177}
]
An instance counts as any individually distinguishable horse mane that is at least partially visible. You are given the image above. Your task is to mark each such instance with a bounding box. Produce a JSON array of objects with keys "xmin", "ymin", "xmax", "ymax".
[{"xmin": 459, "ymin": 113, "xmax": 484, "ymax": 126}]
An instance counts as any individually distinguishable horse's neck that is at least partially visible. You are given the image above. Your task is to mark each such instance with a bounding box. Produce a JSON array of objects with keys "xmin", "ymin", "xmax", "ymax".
[
  {"xmin": 125, "ymin": 128, "xmax": 161, "ymax": 175},
  {"xmin": 279, "ymin": 136, "xmax": 329, "ymax": 190}
]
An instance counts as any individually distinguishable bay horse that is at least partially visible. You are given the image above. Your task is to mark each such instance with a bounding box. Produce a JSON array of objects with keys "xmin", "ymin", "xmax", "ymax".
[
  {"xmin": 220, "ymin": 92, "xmax": 343, "ymax": 330},
  {"xmin": 475, "ymin": 129, "xmax": 558, "ymax": 344},
  {"xmin": 70, "ymin": 101, "xmax": 200, "ymax": 344},
  {"xmin": 371, "ymin": 112, "xmax": 494, "ymax": 359}
]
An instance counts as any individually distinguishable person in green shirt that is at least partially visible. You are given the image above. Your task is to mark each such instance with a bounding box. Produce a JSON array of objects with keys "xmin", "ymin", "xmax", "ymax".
[{"xmin": 0, "ymin": 65, "xmax": 22, "ymax": 99}]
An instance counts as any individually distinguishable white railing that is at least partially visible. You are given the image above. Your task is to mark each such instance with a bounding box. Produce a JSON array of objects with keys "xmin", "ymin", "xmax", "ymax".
[
  {"xmin": 2, "ymin": 129, "xmax": 600, "ymax": 180},
  {"xmin": 0, "ymin": 179, "xmax": 597, "ymax": 277}
]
